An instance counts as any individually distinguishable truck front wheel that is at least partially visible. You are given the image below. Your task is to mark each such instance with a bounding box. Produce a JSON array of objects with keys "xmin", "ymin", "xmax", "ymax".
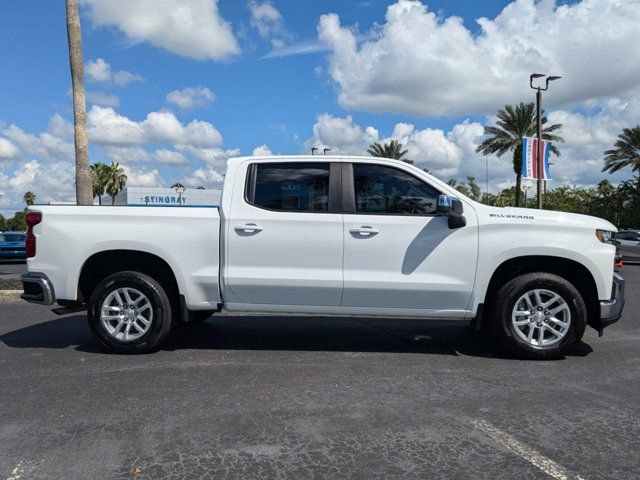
[
  {"xmin": 491, "ymin": 272, "xmax": 587, "ymax": 360},
  {"xmin": 87, "ymin": 271, "xmax": 173, "ymax": 354}
]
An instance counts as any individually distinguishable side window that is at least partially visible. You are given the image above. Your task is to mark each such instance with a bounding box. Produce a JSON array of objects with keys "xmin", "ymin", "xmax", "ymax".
[
  {"xmin": 248, "ymin": 162, "xmax": 330, "ymax": 212},
  {"xmin": 353, "ymin": 164, "xmax": 440, "ymax": 215}
]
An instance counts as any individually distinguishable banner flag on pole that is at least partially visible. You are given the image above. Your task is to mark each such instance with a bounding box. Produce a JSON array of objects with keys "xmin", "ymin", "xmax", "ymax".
[{"xmin": 521, "ymin": 136, "xmax": 552, "ymax": 180}]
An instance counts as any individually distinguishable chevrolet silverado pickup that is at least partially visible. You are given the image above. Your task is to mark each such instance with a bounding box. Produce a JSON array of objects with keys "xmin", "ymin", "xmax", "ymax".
[{"xmin": 21, "ymin": 155, "xmax": 625, "ymax": 358}]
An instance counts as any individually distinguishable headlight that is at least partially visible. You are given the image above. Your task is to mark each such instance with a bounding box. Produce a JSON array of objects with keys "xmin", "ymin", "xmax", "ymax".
[{"xmin": 596, "ymin": 229, "xmax": 615, "ymax": 244}]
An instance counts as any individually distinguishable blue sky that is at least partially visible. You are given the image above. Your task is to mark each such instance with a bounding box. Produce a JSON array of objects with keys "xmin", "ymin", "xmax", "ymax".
[{"xmin": 0, "ymin": 0, "xmax": 639, "ymax": 214}]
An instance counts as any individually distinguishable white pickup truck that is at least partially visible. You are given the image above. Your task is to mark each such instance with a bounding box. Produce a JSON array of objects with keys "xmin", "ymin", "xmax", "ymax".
[{"xmin": 21, "ymin": 155, "xmax": 624, "ymax": 359}]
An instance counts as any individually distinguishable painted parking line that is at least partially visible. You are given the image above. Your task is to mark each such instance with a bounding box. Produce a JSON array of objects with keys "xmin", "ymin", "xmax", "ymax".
[{"xmin": 472, "ymin": 419, "xmax": 585, "ymax": 480}]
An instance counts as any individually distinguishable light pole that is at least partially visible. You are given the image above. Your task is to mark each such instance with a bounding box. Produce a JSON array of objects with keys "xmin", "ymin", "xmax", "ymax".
[
  {"xmin": 523, "ymin": 181, "xmax": 532, "ymax": 208},
  {"xmin": 529, "ymin": 73, "xmax": 561, "ymax": 209}
]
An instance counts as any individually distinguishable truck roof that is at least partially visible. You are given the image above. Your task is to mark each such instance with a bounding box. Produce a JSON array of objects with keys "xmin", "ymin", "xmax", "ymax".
[{"xmin": 227, "ymin": 155, "xmax": 392, "ymax": 166}]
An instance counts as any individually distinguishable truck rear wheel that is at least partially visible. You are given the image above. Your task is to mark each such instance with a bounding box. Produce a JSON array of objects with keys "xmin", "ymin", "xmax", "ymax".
[
  {"xmin": 87, "ymin": 271, "xmax": 173, "ymax": 354},
  {"xmin": 490, "ymin": 272, "xmax": 587, "ymax": 360}
]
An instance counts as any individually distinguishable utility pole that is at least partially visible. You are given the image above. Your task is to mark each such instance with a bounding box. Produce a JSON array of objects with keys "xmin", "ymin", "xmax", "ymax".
[
  {"xmin": 529, "ymin": 73, "xmax": 561, "ymax": 209},
  {"xmin": 484, "ymin": 133, "xmax": 489, "ymax": 199}
]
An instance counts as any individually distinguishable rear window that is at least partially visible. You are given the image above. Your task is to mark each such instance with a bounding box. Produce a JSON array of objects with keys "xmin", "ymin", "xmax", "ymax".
[
  {"xmin": 0, "ymin": 234, "xmax": 25, "ymax": 242},
  {"xmin": 247, "ymin": 162, "xmax": 330, "ymax": 212}
]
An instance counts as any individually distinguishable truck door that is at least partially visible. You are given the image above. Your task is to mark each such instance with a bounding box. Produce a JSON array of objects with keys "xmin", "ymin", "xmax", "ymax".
[
  {"xmin": 341, "ymin": 161, "xmax": 478, "ymax": 314},
  {"xmin": 224, "ymin": 160, "xmax": 343, "ymax": 306}
]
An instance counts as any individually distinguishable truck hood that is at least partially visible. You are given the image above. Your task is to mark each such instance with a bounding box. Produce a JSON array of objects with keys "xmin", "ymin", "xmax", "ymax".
[{"xmin": 481, "ymin": 206, "xmax": 617, "ymax": 232}]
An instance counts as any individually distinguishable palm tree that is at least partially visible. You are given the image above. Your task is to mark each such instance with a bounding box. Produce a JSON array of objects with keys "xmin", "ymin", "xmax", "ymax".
[
  {"xmin": 105, "ymin": 162, "xmax": 128, "ymax": 205},
  {"xmin": 476, "ymin": 102, "xmax": 563, "ymax": 207},
  {"xmin": 367, "ymin": 140, "xmax": 412, "ymax": 163},
  {"xmin": 602, "ymin": 125, "xmax": 640, "ymax": 174},
  {"xmin": 23, "ymin": 191, "xmax": 36, "ymax": 207},
  {"xmin": 90, "ymin": 162, "xmax": 109, "ymax": 205},
  {"xmin": 66, "ymin": 0, "xmax": 93, "ymax": 205}
]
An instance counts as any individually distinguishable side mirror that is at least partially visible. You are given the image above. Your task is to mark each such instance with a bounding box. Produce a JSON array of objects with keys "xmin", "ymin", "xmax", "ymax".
[{"xmin": 436, "ymin": 194, "xmax": 466, "ymax": 229}]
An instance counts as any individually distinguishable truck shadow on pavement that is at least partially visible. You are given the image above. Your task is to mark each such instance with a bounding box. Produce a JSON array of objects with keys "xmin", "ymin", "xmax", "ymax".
[{"xmin": 0, "ymin": 313, "xmax": 593, "ymax": 360}]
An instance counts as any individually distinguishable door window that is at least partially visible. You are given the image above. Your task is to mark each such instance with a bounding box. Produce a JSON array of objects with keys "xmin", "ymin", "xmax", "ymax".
[
  {"xmin": 248, "ymin": 162, "xmax": 330, "ymax": 212},
  {"xmin": 353, "ymin": 164, "xmax": 440, "ymax": 215}
]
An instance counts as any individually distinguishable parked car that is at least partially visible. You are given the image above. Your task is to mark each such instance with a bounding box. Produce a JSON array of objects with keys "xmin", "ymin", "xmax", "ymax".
[
  {"xmin": 21, "ymin": 155, "xmax": 624, "ymax": 359},
  {"xmin": 0, "ymin": 232, "xmax": 26, "ymax": 260},
  {"xmin": 615, "ymin": 230, "xmax": 640, "ymax": 263}
]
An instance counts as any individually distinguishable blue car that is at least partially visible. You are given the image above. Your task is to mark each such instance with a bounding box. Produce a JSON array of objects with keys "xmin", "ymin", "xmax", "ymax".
[{"xmin": 0, "ymin": 232, "xmax": 26, "ymax": 260}]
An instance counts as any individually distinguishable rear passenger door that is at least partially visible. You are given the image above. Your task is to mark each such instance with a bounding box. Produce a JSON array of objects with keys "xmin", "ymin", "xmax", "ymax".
[{"xmin": 224, "ymin": 160, "xmax": 344, "ymax": 306}]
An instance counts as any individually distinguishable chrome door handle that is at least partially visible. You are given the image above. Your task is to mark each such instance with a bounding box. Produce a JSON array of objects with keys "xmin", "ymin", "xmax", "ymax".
[
  {"xmin": 349, "ymin": 226, "xmax": 380, "ymax": 235},
  {"xmin": 234, "ymin": 223, "xmax": 263, "ymax": 233}
]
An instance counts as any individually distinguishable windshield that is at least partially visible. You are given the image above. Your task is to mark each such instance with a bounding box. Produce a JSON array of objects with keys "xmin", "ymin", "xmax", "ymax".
[{"xmin": 0, "ymin": 233, "xmax": 25, "ymax": 242}]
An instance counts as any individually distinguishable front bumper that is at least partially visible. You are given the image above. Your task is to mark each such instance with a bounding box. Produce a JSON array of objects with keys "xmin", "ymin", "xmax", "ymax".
[
  {"xmin": 595, "ymin": 272, "xmax": 625, "ymax": 335},
  {"xmin": 21, "ymin": 272, "xmax": 55, "ymax": 306}
]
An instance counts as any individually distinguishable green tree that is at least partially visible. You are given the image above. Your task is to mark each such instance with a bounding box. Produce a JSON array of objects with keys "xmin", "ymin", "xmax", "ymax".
[
  {"xmin": 105, "ymin": 162, "xmax": 128, "ymax": 205},
  {"xmin": 447, "ymin": 176, "xmax": 482, "ymax": 201},
  {"xmin": 367, "ymin": 140, "xmax": 412, "ymax": 164},
  {"xmin": 602, "ymin": 125, "xmax": 640, "ymax": 175},
  {"xmin": 90, "ymin": 162, "xmax": 109, "ymax": 205},
  {"xmin": 23, "ymin": 191, "xmax": 36, "ymax": 207},
  {"xmin": 476, "ymin": 102, "xmax": 563, "ymax": 207},
  {"xmin": 6, "ymin": 211, "xmax": 27, "ymax": 231},
  {"xmin": 0, "ymin": 214, "xmax": 7, "ymax": 232}
]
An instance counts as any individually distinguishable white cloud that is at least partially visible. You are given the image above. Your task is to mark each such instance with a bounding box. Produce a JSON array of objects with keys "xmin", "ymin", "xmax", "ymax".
[
  {"xmin": 87, "ymin": 106, "xmax": 223, "ymax": 148},
  {"xmin": 112, "ymin": 71, "xmax": 143, "ymax": 87},
  {"xmin": 318, "ymin": 0, "xmax": 640, "ymax": 116},
  {"xmin": 307, "ymin": 114, "xmax": 378, "ymax": 155},
  {"xmin": 103, "ymin": 146, "xmax": 151, "ymax": 163},
  {"xmin": 121, "ymin": 165, "xmax": 165, "ymax": 188},
  {"xmin": 184, "ymin": 167, "xmax": 225, "ymax": 188},
  {"xmin": 545, "ymin": 97, "xmax": 640, "ymax": 186},
  {"xmin": 86, "ymin": 90, "xmax": 120, "ymax": 107},
  {"xmin": 262, "ymin": 41, "xmax": 326, "ymax": 59},
  {"xmin": 249, "ymin": 1, "xmax": 289, "ymax": 47},
  {"xmin": 0, "ymin": 138, "xmax": 19, "ymax": 159},
  {"xmin": 2, "ymin": 115, "xmax": 74, "ymax": 162},
  {"xmin": 82, "ymin": 0, "xmax": 240, "ymax": 61},
  {"xmin": 85, "ymin": 58, "xmax": 143, "ymax": 86},
  {"xmin": 85, "ymin": 58, "xmax": 111, "ymax": 82},
  {"xmin": 0, "ymin": 160, "xmax": 76, "ymax": 210},
  {"xmin": 152, "ymin": 149, "xmax": 188, "ymax": 165},
  {"xmin": 306, "ymin": 96, "xmax": 640, "ymax": 190},
  {"xmin": 252, "ymin": 144, "xmax": 273, "ymax": 156},
  {"xmin": 176, "ymin": 144, "xmax": 240, "ymax": 167},
  {"xmin": 166, "ymin": 86, "xmax": 215, "ymax": 110}
]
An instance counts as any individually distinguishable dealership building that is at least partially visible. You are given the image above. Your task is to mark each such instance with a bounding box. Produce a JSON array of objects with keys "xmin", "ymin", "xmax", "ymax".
[{"xmin": 113, "ymin": 187, "xmax": 221, "ymax": 207}]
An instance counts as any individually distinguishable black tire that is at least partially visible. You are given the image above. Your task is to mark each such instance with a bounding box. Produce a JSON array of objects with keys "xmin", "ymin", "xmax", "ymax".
[
  {"xmin": 88, "ymin": 271, "xmax": 173, "ymax": 354},
  {"xmin": 490, "ymin": 272, "xmax": 587, "ymax": 360}
]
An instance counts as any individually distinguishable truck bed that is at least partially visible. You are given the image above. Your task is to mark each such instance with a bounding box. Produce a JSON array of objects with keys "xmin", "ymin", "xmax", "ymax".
[{"xmin": 27, "ymin": 205, "xmax": 221, "ymax": 310}]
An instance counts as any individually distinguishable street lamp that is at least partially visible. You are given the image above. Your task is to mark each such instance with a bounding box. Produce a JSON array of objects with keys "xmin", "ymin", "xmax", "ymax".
[{"xmin": 530, "ymin": 73, "xmax": 561, "ymax": 209}]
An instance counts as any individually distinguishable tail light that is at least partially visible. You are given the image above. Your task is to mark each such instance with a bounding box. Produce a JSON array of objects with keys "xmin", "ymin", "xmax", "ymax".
[{"xmin": 25, "ymin": 211, "xmax": 42, "ymax": 258}]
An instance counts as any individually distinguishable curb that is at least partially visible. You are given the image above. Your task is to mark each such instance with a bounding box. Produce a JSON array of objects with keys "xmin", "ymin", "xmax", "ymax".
[{"xmin": 0, "ymin": 290, "xmax": 23, "ymax": 303}]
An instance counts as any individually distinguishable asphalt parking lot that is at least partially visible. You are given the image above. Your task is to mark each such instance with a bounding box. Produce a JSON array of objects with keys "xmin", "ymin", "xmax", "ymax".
[
  {"xmin": 0, "ymin": 260, "xmax": 25, "ymax": 276},
  {"xmin": 0, "ymin": 266, "xmax": 639, "ymax": 479}
]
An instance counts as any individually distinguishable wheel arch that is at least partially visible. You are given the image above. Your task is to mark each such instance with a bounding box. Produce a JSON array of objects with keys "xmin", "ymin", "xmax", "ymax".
[
  {"xmin": 481, "ymin": 255, "xmax": 599, "ymax": 330},
  {"xmin": 78, "ymin": 250, "xmax": 180, "ymax": 307}
]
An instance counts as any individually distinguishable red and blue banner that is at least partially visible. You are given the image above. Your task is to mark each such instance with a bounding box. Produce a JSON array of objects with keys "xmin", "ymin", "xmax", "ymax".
[{"xmin": 522, "ymin": 137, "xmax": 551, "ymax": 180}]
